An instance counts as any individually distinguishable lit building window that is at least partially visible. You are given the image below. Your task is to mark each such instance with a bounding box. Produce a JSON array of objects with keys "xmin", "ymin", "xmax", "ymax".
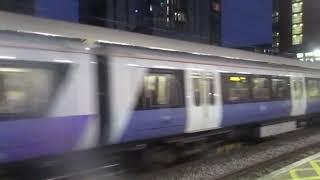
[
  {"xmin": 292, "ymin": 13, "xmax": 303, "ymax": 24},
  {"xmin": 292, "ymin": 0, "xmax": 303, "ymax": 44},
  {"xmin": 292, "ymin": 34, "xmax": 303, "ymax": 45},
  {"xmin": 273, "ymin": 16, "xmax": 279, "ymax": 23},
  {"xmin": 297, "ymin": 53, "xmax": 304, "ymax": 58},
  {"xmin": 212, "ymin": 1, "xmax": 220, "ymax": 12},
  {"xmin": 292, "ymin": 2, "xmax": 303, "ymax": 13},
  {"xmin": 273, "ymin": 40, "xmax": 280, "ymax": 48},
  {"xmin": 295, "ymin": 50, "xmax": 320, "ymax": 62},
  {"xmin": 305, "ymin": 52, "xmax": 315, "ymax": 62},
  {"xmin": 305, "ymin": 52, "xmax": 313, "ymax": 57},
  {"xmin": 292, "ymin": 24, "xmax": 303, "ymax": 34}
]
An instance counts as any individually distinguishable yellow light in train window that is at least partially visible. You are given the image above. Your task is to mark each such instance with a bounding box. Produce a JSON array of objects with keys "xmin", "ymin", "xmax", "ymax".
[
  {"xmin": 230, "ymin": 77, "xmax": 240, "ymax": 81},
  {"xmin": 229, "ymin": 76, "xmax": 246, "ymax": 81}
]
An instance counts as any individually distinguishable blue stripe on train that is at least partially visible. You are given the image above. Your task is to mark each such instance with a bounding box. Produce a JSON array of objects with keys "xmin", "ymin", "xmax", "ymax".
[
  {"xmin": 221, "ymin": 100, "xmax": 291, "ymax": 127},
  {"xmin": 0, "ymin": 115, "xmax": 94, "ymax": 163},
  {"xmin": 306, "ymin": 99, "xmax": 320, "ymax": 114},
  {"xmin": 120, "ymin": 108, "xmax": 186, "ymax": 143}
]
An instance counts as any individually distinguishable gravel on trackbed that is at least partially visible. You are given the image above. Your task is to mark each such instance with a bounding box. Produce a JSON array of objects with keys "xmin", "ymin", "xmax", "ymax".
[{"xmin": 122, "ymin": 128, "xmax": 320, "ymax": 180}]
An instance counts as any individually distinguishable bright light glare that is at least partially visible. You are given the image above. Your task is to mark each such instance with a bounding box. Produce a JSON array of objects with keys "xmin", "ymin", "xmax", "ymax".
[
  {"xmin": 149, "ymin": 46, "xmax": 176, "ymax": 52},
  {"xmin": 305, "ymin": 52, "xmax": 313, "ymax": 57},
  {"xmin": 33, "ymin": 32, "xmax": 60, "ymax": 37},
  {"xmin": 217, "ymin": 70, "xmax": 230, "ymax": 73},
  {"xmin": 127, "ymin": 64, "xmax": 140, "ymax": 67},
  {"xmin": 0, "ymin": 56, "xmax": 16, "ymax": 59},
  {"xmin": 20, "ymin": 31, "xmax": 62, "ymax": 37},
  {"xmin": 238, "ymin": 72, "xmax": 251, "ymax": 74},
  {"xmin": 54, "ymin": 59, "xmax": 73, "ymax": 63},
  {"xmin": 85, "ymin": 47, "xmax": 91, "ymax": 50},
  {"xmin": 97, "ymin": 40, "xmax": 130, "ymax": 46},
  {"xmin": 313, "ymin": 49, "xmax": 320, "ymax": 57},
  {"xmin": 187, "ymin": 68, "xmax": 204, "ymax": 71},
  {"xmin": 0, "ymin": 68, "xmax": 28, "ymax": 73},
  {"xmin": 153, "ymin": 65, "xmax": 176, "ymax": 69},
  {"xmin": 296, "ymin": 53, "xmax": 304, "ymax": 58},
  {"xmin": 190, "ymin": 52, "xmax": 212, "ymax": 56}
]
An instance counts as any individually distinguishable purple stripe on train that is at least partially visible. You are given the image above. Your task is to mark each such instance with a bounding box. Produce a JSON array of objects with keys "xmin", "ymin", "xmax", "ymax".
[
  {"xmin": 120, "ymin": 108, "xmax": 186, "ymax": 143},
  {"xmin": 0, "ymin": 115, "xmax": 95, "ymax": 163},
  {"xmin": 222, "ymin": 100, "xmax": 291, "ymax": 127},
  {"xmin": 306, "ymin": 99, "xmax": 320, "ymax": 114}
]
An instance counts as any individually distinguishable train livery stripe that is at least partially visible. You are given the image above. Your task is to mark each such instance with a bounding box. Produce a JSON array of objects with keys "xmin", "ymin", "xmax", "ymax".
[
  {"xmin": 306, "ymin": 99, "xmax": 320, "ymax": 114},
  {"xmin": 0, "ymin": 115, "xmax": 96, "ymax": 163},
  {"xmin": 120, "ymin": 108, "xmax": 186, "ymax": 143},
  {"xmin": 222, "ymin": 100, "xmax": 291, "ymax": 127}
]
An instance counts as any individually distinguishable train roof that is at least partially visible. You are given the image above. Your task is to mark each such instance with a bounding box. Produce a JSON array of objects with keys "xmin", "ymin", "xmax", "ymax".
[{"xmin": 0, "ymin": 11, "xmax": 319, "ymax": 70}]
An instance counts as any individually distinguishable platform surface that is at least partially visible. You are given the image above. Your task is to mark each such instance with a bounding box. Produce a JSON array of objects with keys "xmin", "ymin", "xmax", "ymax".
[{"xmin": 260, "ymin": 152, "xmax": 320, "ymax": 180}]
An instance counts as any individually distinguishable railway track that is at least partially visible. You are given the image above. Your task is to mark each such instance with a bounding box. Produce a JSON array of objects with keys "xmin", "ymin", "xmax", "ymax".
[
  {"xmin": 47, "ymin": 128, "xmax": 320, "ymax": 180},
  {"xmin": 46, "ymin": 163, "xmax": 127, "ymax": 180},
  {"xmin": 217, "ymin": 141, "xmax": 320, "ymax": 180}
]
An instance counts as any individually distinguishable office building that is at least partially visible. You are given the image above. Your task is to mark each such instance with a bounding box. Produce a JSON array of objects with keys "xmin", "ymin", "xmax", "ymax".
[{"xmin": 275, "ymin": 0, "xmax": 320, "ymax": 61}]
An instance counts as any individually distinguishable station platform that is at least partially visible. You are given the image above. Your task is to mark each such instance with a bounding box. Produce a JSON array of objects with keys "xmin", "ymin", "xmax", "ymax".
[{"xmin": 260, "ymin": 153, "xmax": 320, "ymax": 180}]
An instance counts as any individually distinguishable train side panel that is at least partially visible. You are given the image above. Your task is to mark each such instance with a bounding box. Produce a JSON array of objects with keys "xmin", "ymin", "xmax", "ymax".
[
  {"xmin": 108, "ymin": 56, "xmax": 186, "ymax": 144},
  {"xmin": 0, "ymin": 45, "xmax": 99, "ymax": 164},
  {"xmin": 107, "ymin": 51, "xmax": 314, "ymax": 144},
  {"xmin": 305, "ymin": 78, "xmax": 320, "ymax": 114}
]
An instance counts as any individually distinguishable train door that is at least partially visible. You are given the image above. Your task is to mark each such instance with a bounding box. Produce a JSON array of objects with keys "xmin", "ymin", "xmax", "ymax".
[
  {"xmin": 290, "ymin": 77, "xmax": 307, "ymax": 116},
  {"xmin": 186, "ymin": 70, "xmax": 220, "ymax": 132}
]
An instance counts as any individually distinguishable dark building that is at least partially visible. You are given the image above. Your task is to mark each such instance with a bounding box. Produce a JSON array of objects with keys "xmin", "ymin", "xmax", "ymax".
[
  {"xmin": 274, "ymin": 0, "xmax": 302, "ymax": 56},
  {"xmin": 91, "ymin": 0, "xmax": 221, "ymax": 45},
  {"xmin": 82, "ymin": 0, "xmax": 273, "ymax": 48},
  {"xmin": 0, "ymin": 0, "xmax": 274, "ymax": 52},
  {"xmin": 0, "ymin": 0, "xmax": 221, "ymax": 45},
  {"xmin": 0, "ymin": 0, "xmax": 34, "ymax": 14},
  {"xmin": 79, "ymin": 0, "xmax": 106, "ymax": 26},
  {"xmin": 272, "ymin": 0, "xmax": 280, "ymax": 53}
]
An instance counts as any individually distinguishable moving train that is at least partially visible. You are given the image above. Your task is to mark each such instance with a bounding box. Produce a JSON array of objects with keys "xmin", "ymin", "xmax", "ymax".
[{"xmin": 0, "ymin": 12, "xmax": 319, "ymax": 166}]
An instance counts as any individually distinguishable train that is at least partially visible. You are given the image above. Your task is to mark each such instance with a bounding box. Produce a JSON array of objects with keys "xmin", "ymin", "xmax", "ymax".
[{"xmin": 0, "ymin": 12, "xmax": 320, "ymax": 166}]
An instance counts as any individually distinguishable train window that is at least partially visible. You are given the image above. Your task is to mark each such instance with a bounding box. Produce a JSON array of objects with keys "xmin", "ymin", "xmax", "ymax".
[
  {"xmin": 0, "ymin": 62, "xmax": 69, "ymax": 118},
  {"xmin": 206, "ymin": 73, "xmax": 215, "ymax": 105},
  {"xmin": 137, "ymin": 69, "xmax": 184, "ymax": 109},
  {"xmin": 293, "ymin": 80, "xmax": 303, "ymax": 100},
  {"xmin": 225, "ymin": 74, "xmax": 250, "ymax": 102},
  {"xmin": 307, "ymin": 79, "xmax": 320, "ymax": 98},
  {"xmin": 251, "ymin": 77, "xmax": 271, "ymax": 100},
  {"xmin": 271, "ymin": 78, "xmax": 290, "ymax": 99},
  {"xmin": 192, "ymin": 72, "xmax": 215, "ymax": 106},
  {"xmin": 192, "ymin": 77, "xmax": 201, "ymax": 106}
]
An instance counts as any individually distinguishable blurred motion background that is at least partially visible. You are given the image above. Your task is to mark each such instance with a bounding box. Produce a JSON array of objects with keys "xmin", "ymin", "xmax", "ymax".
[{"xmin": 0, "ymin": 0, "xmax": 317, "ymax": 59}]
